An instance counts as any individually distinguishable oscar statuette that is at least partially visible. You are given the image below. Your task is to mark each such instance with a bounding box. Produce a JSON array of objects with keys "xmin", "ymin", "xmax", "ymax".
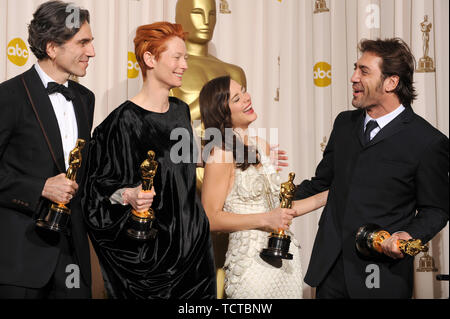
[
  {"xmin": 416, "ymin": 244, "xmax": 437, "ymax": 272},
  {"xmin": 219, "ymin": 0, "xmax": 231, "ymax": 14},
  {"xmin": 36, "ymin": 139, "xmax": 85, "ymax": 233},
  {"xmin": 126, "ymin": 150, "xmax": 158, "ymax": 240},
  {"xmin": 260, "ymin": 172, "xmax": 296, "ymax": 260},
  {"xmin": 416, "ymin": 15, "xmax": 435, "ymax": 73},
  {"xmin": 355, "ymin": 224, "xmax": 428, "ymax": 258}
]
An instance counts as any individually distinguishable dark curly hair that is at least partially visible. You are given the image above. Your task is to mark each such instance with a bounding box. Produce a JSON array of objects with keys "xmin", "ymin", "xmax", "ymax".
[
  {"xmin": 359, "ymin": 38, "xmax": 417, "ymax": 106},
  {"xmin": 199, "ymin": 75, "xmax": 260, "ymax": 171},
  {"xmin": 28, "ymin": 0, "xmax": 90, "ymax": 60}
]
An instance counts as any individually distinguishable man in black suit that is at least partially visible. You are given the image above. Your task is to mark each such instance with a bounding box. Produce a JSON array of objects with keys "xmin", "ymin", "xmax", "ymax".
[
  {"xmin": 0, "ymin": 1, "xmax": 95, "ymax": 298},
  {"xmin": 293, "ymin": 38, "xmax": 448, "ymax": 298}
]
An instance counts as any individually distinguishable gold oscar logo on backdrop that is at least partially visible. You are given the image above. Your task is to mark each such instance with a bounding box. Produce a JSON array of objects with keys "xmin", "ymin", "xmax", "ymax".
[
  {"xmin": 314, "ymin": 0, "xmax": 330, "ymax": 14},
  {"xmin": 314, "ymin": 62, "xmax": 331, "ymax": 87},
  {"xmin": 416, "ymin": 243, "xmax": 438, "ymax": 272},
  {"xmin": 219, "ymin": 0, "xmax": 231, "ymax": 14},
  {"xmin": 274, "ymin": 56, "xmax": 280, "ymax": 102},
  {"xmin": 7, "ymin": 38, "xmax": 29, "ymax": 67},
  {"xmin": 128, "ymin": 51, "xmax": 140, "ymax": 79},
  {"xmin": 416, "ymin": 15, "xmax": 435, "ymax": 73}
]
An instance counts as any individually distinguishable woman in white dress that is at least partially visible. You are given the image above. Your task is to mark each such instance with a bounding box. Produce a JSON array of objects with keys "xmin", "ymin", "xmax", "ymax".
[{"xmin": 199, "ymin": 76, "xmax": 329, "ymax": 299}]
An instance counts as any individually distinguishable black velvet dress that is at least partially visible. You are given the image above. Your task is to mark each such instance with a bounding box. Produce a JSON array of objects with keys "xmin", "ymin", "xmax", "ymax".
[{"xmin": 82, "ymin": 97, "xmax": 216, "ymax": 299}]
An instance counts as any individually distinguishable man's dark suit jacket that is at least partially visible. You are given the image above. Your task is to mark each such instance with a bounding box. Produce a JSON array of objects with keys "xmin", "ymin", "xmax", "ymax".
[
  {"xmin": 0, "ymin": 66, "xmax": 94, "ymax": 289},
  {"xmin": 294, "ymin": 106, "xmax": 449, "ymax": 298}
]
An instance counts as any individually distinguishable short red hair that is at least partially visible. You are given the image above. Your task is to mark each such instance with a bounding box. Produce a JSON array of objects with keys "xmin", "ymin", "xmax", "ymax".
[{"xmin": 134, "ymin": 22, "xmax": 187, "ymax": 79}]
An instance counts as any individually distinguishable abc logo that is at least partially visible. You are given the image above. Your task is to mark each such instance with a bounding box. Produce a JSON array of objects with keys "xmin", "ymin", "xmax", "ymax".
[
  {"xmin": 313, "ymin": 62, "xmax": 332, "ymax": 87},
  {"xmin": 128, "ymin": 51, "xmax": 140, "ymax": 79},
  {"xmin": 7, "ymin": 38, "xmax": 29, "ymax": 67}
]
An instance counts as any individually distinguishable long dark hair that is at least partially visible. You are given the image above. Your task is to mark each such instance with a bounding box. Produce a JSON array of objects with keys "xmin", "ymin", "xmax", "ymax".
[
  {"xmin": 359, "ymin": 38, "xmax": 417, "ymax": 106},
  {"xmin": 199, "ymin": 76, "xmax": 259, "ymax": 171},
  {"xmin": 28, "ymin": 1, "xmax": 90, "ymax": 60}
]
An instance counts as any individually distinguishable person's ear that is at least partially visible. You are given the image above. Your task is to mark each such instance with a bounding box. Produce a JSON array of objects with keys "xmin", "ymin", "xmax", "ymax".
[
  {"xmin": 385, "ymin": 75, "xmax": 400, "ymax": 93},
  {"xmin": 46, "ymin": 42, "xmax": 58, "ymax": 60},
  {"xmin": 143, "ymin": 52, "xmax": 156, "ymax": 69}
]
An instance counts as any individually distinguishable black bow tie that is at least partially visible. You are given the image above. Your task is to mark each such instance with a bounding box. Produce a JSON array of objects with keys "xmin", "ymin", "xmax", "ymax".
[{"xmin": 46, "ymin": 82, "xmax": 75, "ymax": 101}]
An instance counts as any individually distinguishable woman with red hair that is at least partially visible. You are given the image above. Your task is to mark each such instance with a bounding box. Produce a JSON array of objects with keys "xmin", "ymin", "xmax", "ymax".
[{"xmin": 82, "ymin": 22, "xmax": 216, "ymax": 299}]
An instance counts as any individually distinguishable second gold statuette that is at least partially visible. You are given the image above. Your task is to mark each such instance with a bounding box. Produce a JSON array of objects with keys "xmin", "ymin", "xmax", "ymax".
[
  {"xmin": 260, "ymin": 172, "xmax": 296, "ymax": 260},
  {"xmin": 355, "ymin": 224, "xmax": 428, "ymax": 258},
  {"xmin": 36, "ymin": 139, "xmax": 85, "ymax": 234},
  {"xmin": 126, "ymin": 150, "xmax": 158, "ymax": 240}
]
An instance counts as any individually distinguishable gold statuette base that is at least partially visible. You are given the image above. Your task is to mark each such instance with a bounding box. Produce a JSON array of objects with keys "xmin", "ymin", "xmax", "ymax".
[
  {"xmin": 416, "ymin": 249, "xmax": 437, "ymax": 272},
  {"xmin": 36, "ymin": 203, "xmax": 71, "ymax": 233},
  {"xmin": 416, "ymin": 57, "xmax": 435, "ymax": 73},
  {"xmin": 314, "ymin": 1, "xmax": 330, "ymax": 14},
  {"xmin": 126, "ymin": 209, "xmax": 157, "ymax": 241},
  {"xmin": 260, "ymin": 231, "xmax": 293, "ymax": 260}
]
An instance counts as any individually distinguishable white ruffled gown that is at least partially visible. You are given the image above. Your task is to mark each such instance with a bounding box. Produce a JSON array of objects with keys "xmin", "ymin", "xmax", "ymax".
[{"xmin": 222, "ymin": 141, "xmax": 303, "ymax": 299}]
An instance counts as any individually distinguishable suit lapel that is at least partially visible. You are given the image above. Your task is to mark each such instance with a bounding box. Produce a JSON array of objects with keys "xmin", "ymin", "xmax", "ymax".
[
  {"xmin": 70, "ymin": 81, "xmax": 90, "ymax": 142},
  {"xmin": 365, "ymin": 106, "xmax": 414, "ymax": 149},
  {"xmin": 69, "ymin": 81, "xmax": 92, "ymax": 184},
  {"xmin": 23, "ymin": 67, "xmax": 65, "ymax": 173},
  {"xmin": 352, "ymin": 111, "xmax": 366, "ymax": 147}
]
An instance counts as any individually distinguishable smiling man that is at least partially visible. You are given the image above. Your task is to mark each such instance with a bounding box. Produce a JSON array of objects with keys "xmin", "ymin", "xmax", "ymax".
[
  {"xmin": 293, "ymin": 38, "xmax": 449, "ymax": 298},
  {"xmin": 0, "ymin": 1, "xmax": 95, "ymax": 298}
]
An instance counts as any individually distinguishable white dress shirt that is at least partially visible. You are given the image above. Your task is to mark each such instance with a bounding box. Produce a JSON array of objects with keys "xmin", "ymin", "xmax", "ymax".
[
  {"xmin": 364, "ymin": 104, "xmax": 406, "ymax": 141},
  {"xmin": 35, "ymin": 63, "xmax": 78, "ymax": 170}
]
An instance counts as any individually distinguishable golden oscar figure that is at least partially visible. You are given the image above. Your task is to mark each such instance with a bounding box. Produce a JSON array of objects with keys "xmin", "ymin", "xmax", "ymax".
[
  {"xmin": 219, "ymin": 0, "xmax": 231, "ymax": 14},
  {"xmin": 416, "ymin": 15, "xmax": 435, "ymax": 73},
  {"xmin": 126, "ymin": 150, "xmax": 158, "ymax": 240},
  {"xmin": 36, "ymin": 139, "xmax": 85, "ymax": 233},
  {"xmin": 355, "ymin": 224, "xmax": 428, "ymax": 258},
  {"xmin": 416, "ymin": 244, "xmax": 437, "ymax": 272},
  {"xmin": 260, "ymin": 172, "xmax": 296, "ymax": 260}
]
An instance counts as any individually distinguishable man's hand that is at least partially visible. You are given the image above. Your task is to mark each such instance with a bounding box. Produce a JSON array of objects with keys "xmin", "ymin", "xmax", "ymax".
[
  {"xmin": 42, "ymin": 173, "xmax": 78, "ymax": 204},
  {"xmin": 381, "ymin": 231, "xmax": 413, "ymax": 259}
]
